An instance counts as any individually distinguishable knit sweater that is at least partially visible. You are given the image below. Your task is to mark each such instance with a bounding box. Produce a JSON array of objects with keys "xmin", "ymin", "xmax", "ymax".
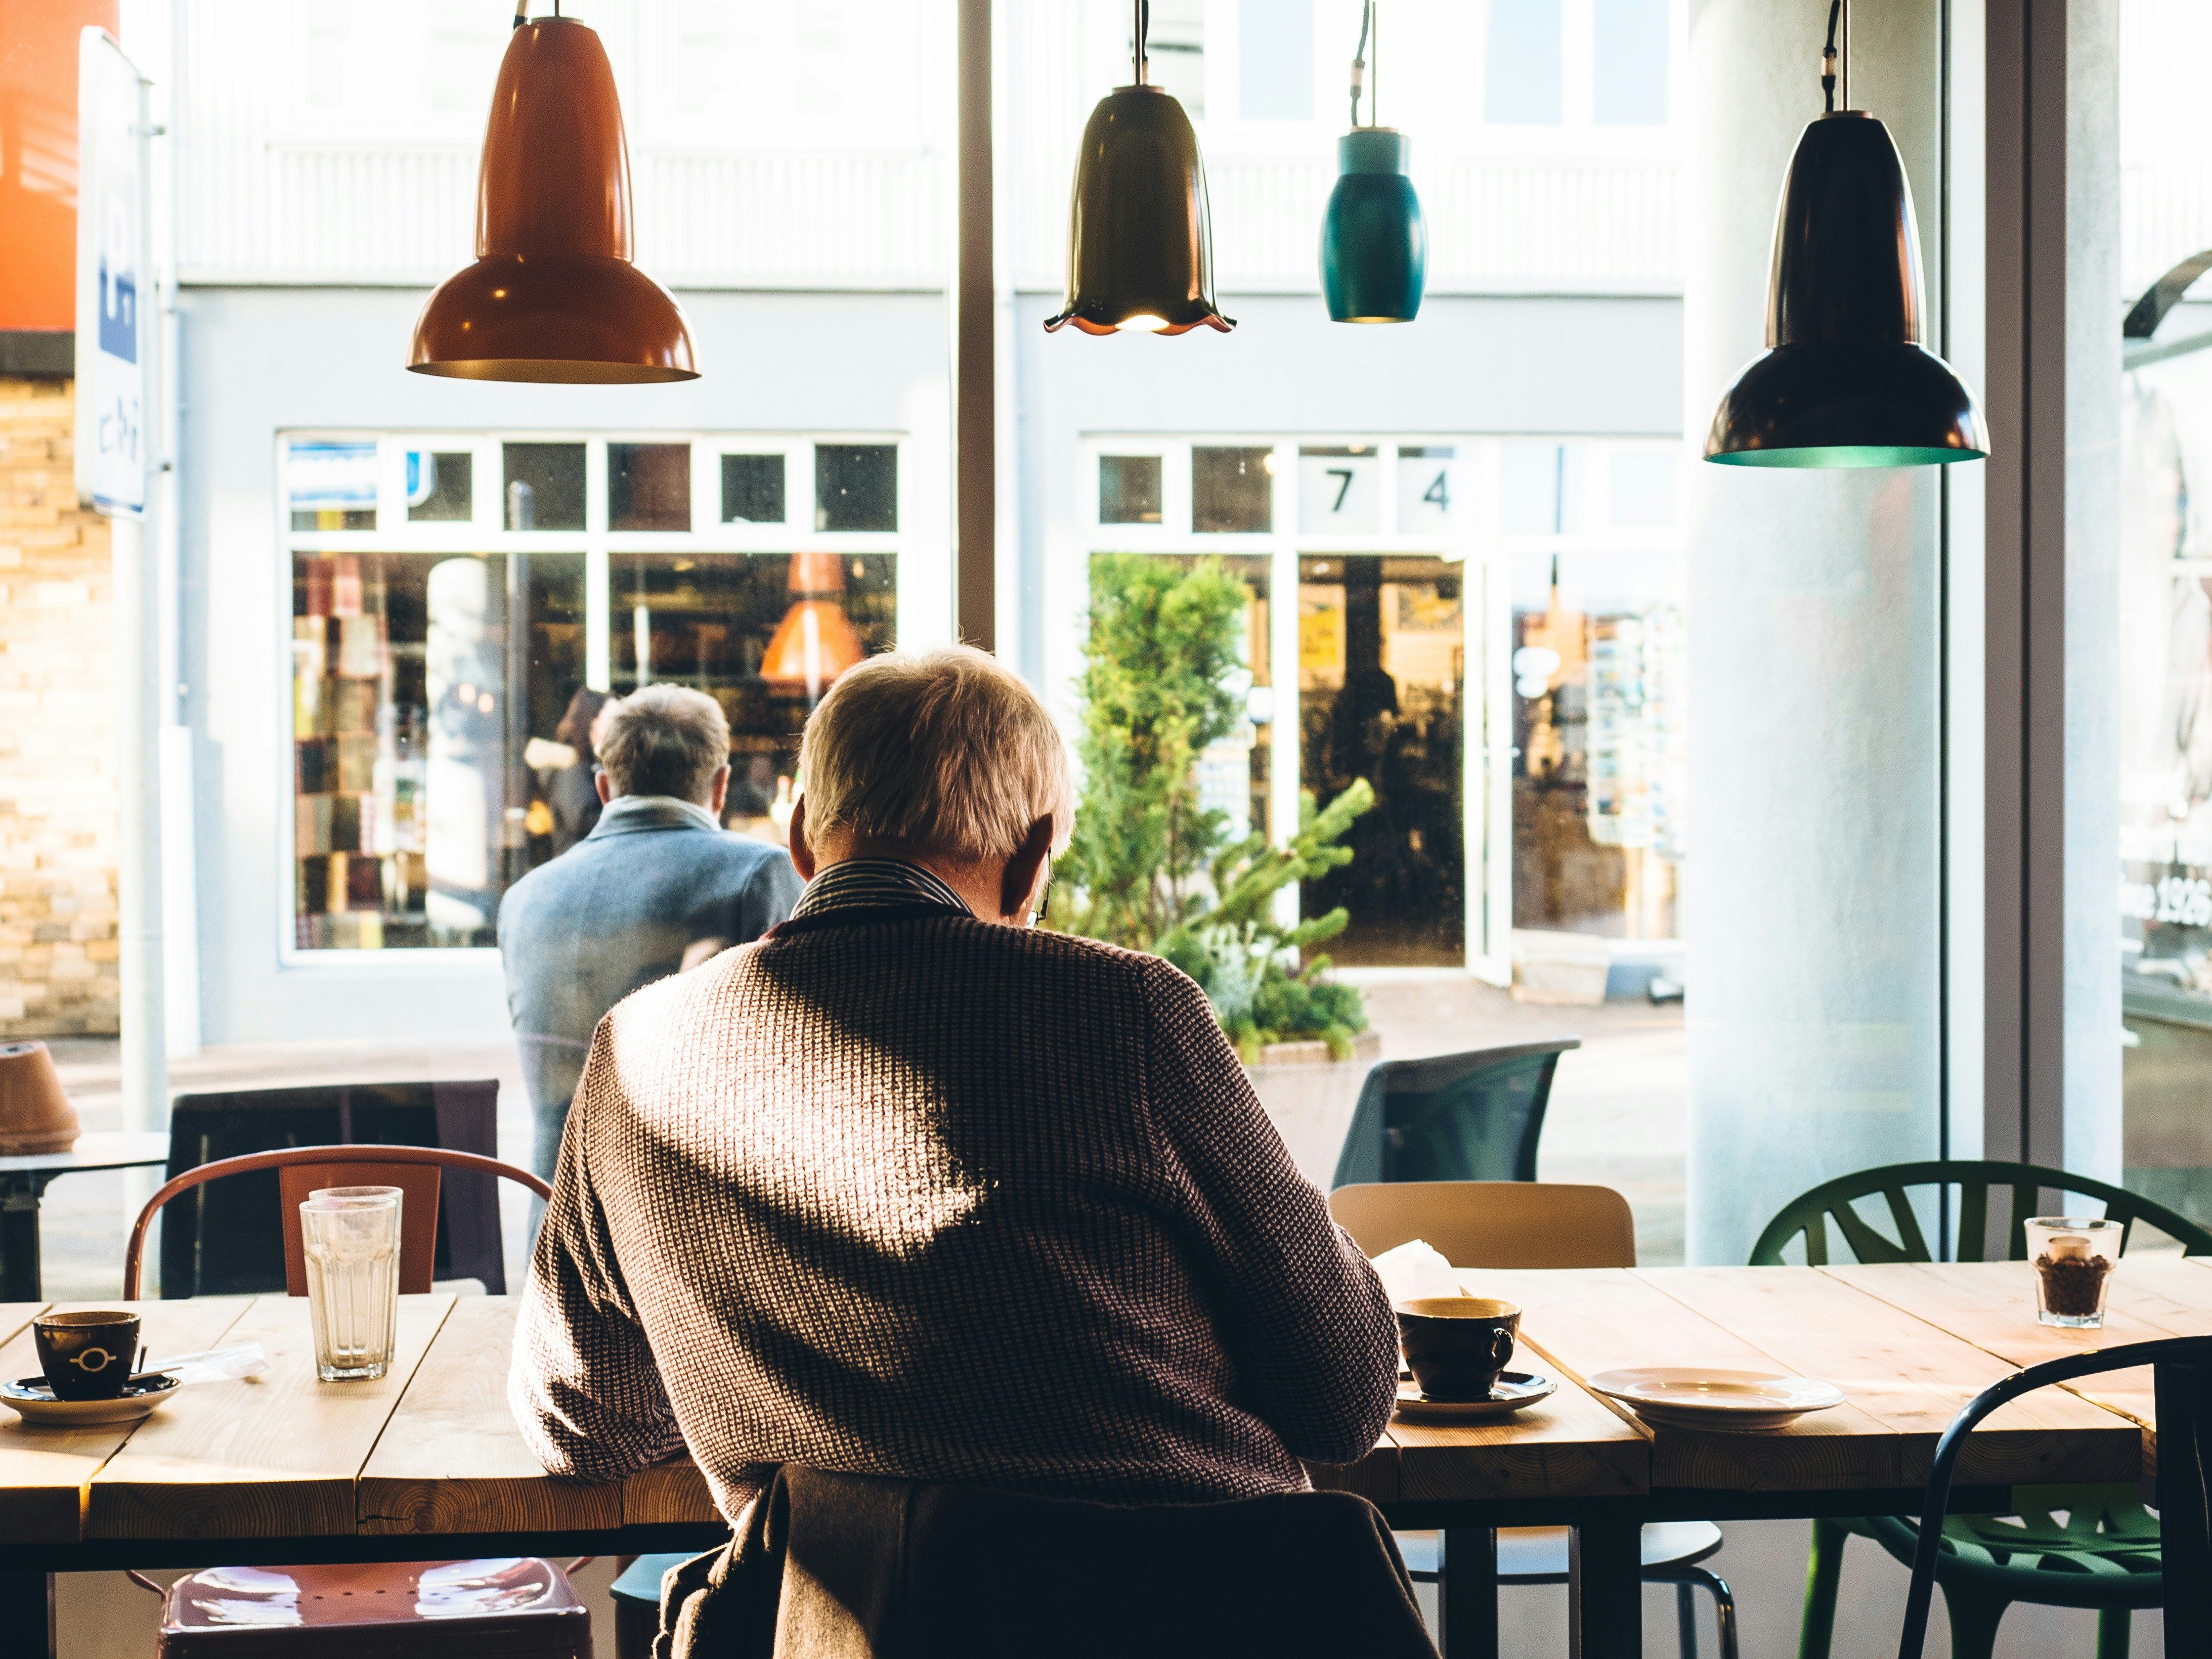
[{"xmin": 508, "ymin": 904, "xmax": 1399, "ymax": 1514}]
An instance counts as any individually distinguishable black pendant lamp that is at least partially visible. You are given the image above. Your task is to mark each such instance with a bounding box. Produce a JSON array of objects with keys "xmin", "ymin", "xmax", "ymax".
[
  {"xmin": 1045, "ymin": 0, "xmax": 1233, "ymax": 335},
  {"xmin": 1704, "ymin": 0, "xmax": 1985, "ymax": 467},
  {"xmin": 1320, "ymin": 2, "xmax": 1425, "ymax": 323}
]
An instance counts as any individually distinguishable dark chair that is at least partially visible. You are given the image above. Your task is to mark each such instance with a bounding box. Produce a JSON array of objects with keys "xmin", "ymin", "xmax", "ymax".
[
  {"xmin": 1897, "ymin": 1336, "xmax": 2212, "ymax": 1659},
  {"xmin": 161, "ymin": 1080, "xmax": 508, "ymax": 1294},
  {"xmin": 1330, "ymin": 1038, "xmax": 1579, "ymax": 1189},
  {"xmin": 658, "ymin": 1464, "xmax": 1440, "ymax": 1658},
  {"xmin": 1754, "ymin": 1160, "xmax": 2212, "ymax": 1659},
  {"xmin": 612, "ymin": 1553, "xmax": 692, "ymax": 1659},
  {"xmin": 123, "ymin": 1144, "xmax": 584, "ymax": 1658}
]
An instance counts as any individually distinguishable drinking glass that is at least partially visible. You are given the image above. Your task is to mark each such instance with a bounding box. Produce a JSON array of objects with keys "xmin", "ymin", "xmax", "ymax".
[
  {"xmin": 2025, "ymin": 1216, "xmax": 2123, "ymax": 1329},
  {"xmin": 300, "ymin": 1186, "xmax": 402, "ymax": 1380}
]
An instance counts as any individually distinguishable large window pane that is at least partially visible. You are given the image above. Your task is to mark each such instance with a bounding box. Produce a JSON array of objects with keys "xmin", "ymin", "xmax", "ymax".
[
  {"xmin": 291, "ymin": 549, "xmax": 584, "ymax": 950},
  {"xmin": 1593, "ymin": 0, "xmax": 1670, "ymax": 126},
  {"xmin": 1239, "ymin": 0, "xmax": 1312, "ymax": 121}
]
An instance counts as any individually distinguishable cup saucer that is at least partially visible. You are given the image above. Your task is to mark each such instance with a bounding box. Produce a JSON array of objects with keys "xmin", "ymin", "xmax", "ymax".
[
  {"xmin": 1392, "ymin": 1370, "xmax": 1558, "ymax": 1422},
  {"xmin": 0, "ymin": 1373, "xmax": 179, "ymax": 1426}
]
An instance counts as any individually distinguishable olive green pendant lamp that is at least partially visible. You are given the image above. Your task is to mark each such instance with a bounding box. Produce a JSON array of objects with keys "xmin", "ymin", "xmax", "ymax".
[
  {"xmin": 1045, "ymin": 0, "xmax": 1233, "ymax": 335},
  {"xmin": 1704, "ymin": 0, "xmax": 1985, "ymax": 467},
  {"xmin": 1320, "ymin": 1, "xmax": 1425, "ymax": 324}
]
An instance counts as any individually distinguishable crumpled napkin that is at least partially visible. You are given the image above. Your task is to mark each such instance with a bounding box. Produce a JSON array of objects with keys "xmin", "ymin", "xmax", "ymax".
[{"xmin": 1369, "ymin": 1238, "xmax": 1462, "ymax": 1306}]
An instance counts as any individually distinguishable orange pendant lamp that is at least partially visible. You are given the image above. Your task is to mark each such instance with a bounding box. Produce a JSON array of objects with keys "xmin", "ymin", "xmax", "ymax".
[
  {"xmin": 760, "ymin": 553, "xmax": 865, "ymax": 705},
  {"xmin": 409, "ymin": 5, "xmax": 698, "ymax": 383}
]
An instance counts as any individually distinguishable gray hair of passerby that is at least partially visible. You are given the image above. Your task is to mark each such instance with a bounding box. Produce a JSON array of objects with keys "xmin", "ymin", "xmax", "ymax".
[
  {"xmin": 594, "ymin": 684, "xmax": 731, "ymax": 803},
  {"xmin": 797, "ymin": 646, "xmax": 1074, "ymax": 865}
]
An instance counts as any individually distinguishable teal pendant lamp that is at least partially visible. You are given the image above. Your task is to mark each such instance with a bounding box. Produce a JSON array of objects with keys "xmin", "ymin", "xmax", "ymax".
[
  {"xmin": 1321, "ymin": 2, "xmax": 1424, "ymax": 323},
  {"xmin": 1704, "ymin": 0, "xmax": 1987, "ymax": 467}
]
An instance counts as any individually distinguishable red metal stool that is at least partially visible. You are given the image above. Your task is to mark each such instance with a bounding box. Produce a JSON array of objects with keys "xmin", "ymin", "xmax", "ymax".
[
  {"xmin": 125, "ymin": 1146, "xmax": 589, "ymax": 1657},
  {"xmin": 151, "ymin": 1559, "xmax": 591, "ymax": 1656}
]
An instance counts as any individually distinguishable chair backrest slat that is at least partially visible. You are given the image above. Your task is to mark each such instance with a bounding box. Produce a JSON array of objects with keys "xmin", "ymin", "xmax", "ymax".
[
  {"xmin": 1329, "ymin": 1181, "xmax": 1637, "ymax": 1269},
  {"xmin": 124, "ymin": 1143, "xmax": 551, "ymax": 1299},
  {"xmin": 275, "ymin": 1161, "xmax": 444, "ymax": 1296},
  {"xmin": 1955, "ymin": 1180, "xmax": 1989, "ymax": 1263},
  {"xmin": 1749, "ymin": 1160, "xmax": 2212, "ymax": 1267}
]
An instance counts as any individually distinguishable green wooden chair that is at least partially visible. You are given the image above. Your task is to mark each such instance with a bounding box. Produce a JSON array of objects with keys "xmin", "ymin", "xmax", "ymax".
[{"xmin": 1750, "ymin": 1160, "xmax": 2212, "ymax": 1659}]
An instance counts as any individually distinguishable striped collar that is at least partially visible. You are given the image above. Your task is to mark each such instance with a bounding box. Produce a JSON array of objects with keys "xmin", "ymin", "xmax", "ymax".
[{"xmin": 791, "ymin": 857, "xmax": 974, "ymax": 921}]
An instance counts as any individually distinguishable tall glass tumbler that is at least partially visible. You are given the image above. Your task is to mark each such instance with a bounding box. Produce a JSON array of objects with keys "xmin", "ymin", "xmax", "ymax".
[{"xmin": 300, "ymin": 1186, "xmax": 403, "ymax": 1380}]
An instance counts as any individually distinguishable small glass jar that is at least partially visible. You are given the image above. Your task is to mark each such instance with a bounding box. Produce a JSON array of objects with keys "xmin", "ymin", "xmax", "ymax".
[{"xmin": 2025, "ymin": 1216, "xmax": 2123, "ymax": 1329}]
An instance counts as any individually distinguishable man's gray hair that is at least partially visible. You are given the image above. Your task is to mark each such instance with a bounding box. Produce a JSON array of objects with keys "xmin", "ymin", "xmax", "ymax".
[
  {"xmin": 595, "ymin": 684, "xmax": 730, "ymax": 803},
  {"xmin": 798, "ymin": 647, "xmax": 1073, "ymax": 863}
]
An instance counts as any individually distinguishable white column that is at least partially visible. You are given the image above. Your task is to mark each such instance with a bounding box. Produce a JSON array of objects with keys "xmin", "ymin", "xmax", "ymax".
[{"xmin": 1682, "ymin": 0, "xmax": 1948, "ymax": 1264}]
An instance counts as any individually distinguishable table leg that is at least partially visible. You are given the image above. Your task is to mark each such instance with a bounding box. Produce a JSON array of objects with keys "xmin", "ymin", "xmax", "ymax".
[
  {"xmin": 0, "ymin": 1570, "xmax": 55, "ymax": 1658},
  {"xmin": 0, "ymin": 1173, "xmax": 43, "ymax": 1303},
  {"xmin": 1433, "ymin": 1526, "xmax": 1498, "ymax": 1659},
  {"xmin": 2155, "ymin": 1358, "xmax": 2212, "ymax": 1659},
  {"xmin": 1569, "ymin": 1518, "xmax": 1641, "ymax": 1659}
]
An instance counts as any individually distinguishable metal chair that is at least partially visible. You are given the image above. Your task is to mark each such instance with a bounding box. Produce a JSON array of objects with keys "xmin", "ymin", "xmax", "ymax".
[
  {"xmin": 161, "ymin": 1080, "xmax": 509, "ymax": 1294},
  {"xmin": 1896, "ymin": 1336, "xmax": 2212, "ymax": 1659},
  {"xmin": 1330, "ymin": 1039, "xmax": 1579, "ymax": 1190},
  {"xmin": 124, "ymin": 1144, "xmax": 586, "ymax": 1658},
  {"xmin": 1753, "ymin": 1161, "xmax": 2212, "ymax": 1659},
  {"xmin": 1329, "ymin": 1180, "xmax": 1736, "ymax": 1659}
]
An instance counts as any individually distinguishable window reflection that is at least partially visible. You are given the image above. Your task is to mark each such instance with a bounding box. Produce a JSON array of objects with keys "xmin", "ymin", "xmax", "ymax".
[
  {"xmin": 1193, "ymin": 446, "xmax": 1273, "ymax": 534},
  {"xmin": 292, "ymin": 550, "xmax": 585, "ymax": 949},
  {"xmin": 609, "ymin": 443, "xmax": 691, "ymax": 532},
  {"xmin": 406, "ymin": 451, "xmax": 473, "ymax": 522},
  {"xmin": 502, "ymin": 443, "xmax": 587, "ymax": 531},
  {"xmin": 814, "ymin": 444, "xmax": 898, "ymax": 532},
  {"xmin": 1100, "ymin": 455, "xmax": 1162, "ymax": 525},
  {"xmin": 721, "ymin": 454, "xmax": 787, "ymax": 524},
  {"xmin": 612, "ymin": 552, "xmax": 897, "ymax": 837},
  {"xmin": 1298, "ymin": 556, "xmax": 1465, "ymax": 966}
]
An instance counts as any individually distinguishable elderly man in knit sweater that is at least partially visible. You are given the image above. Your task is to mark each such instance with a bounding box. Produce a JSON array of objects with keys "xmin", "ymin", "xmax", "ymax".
[{"xmin": 510, "ymin": 646, "xmax": 1399, "ymax": 1516}]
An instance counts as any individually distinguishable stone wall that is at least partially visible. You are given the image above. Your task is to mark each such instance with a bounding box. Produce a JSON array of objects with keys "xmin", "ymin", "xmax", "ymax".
[{"xmin": 0, "ymin": 376, "xmax": 118, "ymax": 1035}]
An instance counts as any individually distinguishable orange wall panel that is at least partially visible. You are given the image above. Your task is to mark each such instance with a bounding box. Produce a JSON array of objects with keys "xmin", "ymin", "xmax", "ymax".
[{"xmin": 0, "ymin": 2, "xmax": 122, "ymax": 333}]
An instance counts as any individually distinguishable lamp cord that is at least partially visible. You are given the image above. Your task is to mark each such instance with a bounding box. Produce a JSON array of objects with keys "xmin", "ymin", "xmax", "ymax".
[
  {"xmin": 1134, "ymin": 0, "xmax": 1148, "ymax": 85},
  {"xmin": 1350, "ymin": 1, "xmax": 1376, "ymax": 127},
  {"xmin": 1821, "ymin": 0, "xmax": 1842, "ymax": 111}
]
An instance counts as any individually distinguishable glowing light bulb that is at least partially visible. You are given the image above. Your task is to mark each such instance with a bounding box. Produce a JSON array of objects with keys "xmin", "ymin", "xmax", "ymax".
[{"xmin": 1115, "ymin": 314, "xmax": 1170, "ymax": 333}]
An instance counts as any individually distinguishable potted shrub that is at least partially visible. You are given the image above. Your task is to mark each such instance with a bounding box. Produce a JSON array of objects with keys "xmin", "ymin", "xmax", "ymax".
[{"xmin": 1053, "ymin": 554, "xmax": 1380, "ymax": 1183}]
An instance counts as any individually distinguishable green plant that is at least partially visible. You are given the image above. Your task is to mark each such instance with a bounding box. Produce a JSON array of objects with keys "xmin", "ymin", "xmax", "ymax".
[{"xmin": 1055, "ymin": 553, "xmax": 1374, "ymax": 1060}]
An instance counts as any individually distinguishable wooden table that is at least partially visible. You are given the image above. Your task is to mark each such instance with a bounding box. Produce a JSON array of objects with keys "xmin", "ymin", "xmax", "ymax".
[{"xmin": 1, "ymin": 1264, "xmax": 2206, "ymax": 1659}]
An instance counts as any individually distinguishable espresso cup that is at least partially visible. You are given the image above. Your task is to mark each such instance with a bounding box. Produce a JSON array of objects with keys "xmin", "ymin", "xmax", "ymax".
[
  {"xmin": 33, "ymin": 1309, "xmax": 141, "ymax": 1401},
  {"xmin": 1396, "ymin": 1297, "xmax": 1520, "ymax": 1403}
]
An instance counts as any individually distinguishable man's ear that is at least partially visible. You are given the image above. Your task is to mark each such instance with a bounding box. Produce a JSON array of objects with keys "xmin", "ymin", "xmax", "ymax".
[
  {"xmin": 789, "ymin": 795, "xmax": 817, "ymax": 880},
  {"xmin": 708, "ymin": 764, "xmax": 730, "ymax": 818},
  {"xmin": 1000, "ymin": 816, "xmax": 1055, "ymax": 923},
  {"xmin": 594, "ymin": 770, "xmax": 614, "ymax": 805}
]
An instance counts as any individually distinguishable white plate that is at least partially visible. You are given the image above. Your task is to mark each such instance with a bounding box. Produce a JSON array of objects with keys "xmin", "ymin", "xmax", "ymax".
[
  {"xmin": 1393, "ymin": 1371, "xmax": 1558, "ymax": 1423},
  {"xmin": 1585, "ymin": 1367, "xmax": 1845, "ymax": 1433},
  {"xmin": 0, "ymin": 1374, "xmax": 179, "ymax": 1426}
]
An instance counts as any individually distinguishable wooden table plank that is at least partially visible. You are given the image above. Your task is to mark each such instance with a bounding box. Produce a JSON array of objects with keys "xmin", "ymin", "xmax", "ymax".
[
  {"xmin": 1638, "ymin": 1267, "xmax": 2139, "ymax": 1487},
  {"xmin": 1821, "ymin": 1261, "xmax": 2207, "ymax": 1434},
  {"xmin": 623, "ymin": 1457, "xmax": 728, "ymax": 1525},
  {"xmin": 359, "ymin": 1294, "xmax": 621, "ymax": 1537},
  {"xmin": 1461, "ymin": 1268, "xmax": 1904, "ymax": 1492},
  {"xmin": 0, "ymin": 1298, "xmax": 253, "ymax": 1544},
  {"xmin": 1386, "ymin": 1369, "xmax": 1648, "ymax": 1504},
  {"xmin": 86, "ymin": 1293, "xmax": 454, "ymax": 1540}
]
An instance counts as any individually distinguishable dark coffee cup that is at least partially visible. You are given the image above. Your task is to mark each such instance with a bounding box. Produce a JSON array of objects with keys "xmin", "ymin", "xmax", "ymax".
[
  {"xmin": 1396, "ymin": 1296, "xmax": 1520, "ymax": 1403},
  {"xmin": 34, "ymin": 1309, "xmax": 140, "ymax": 1401}
]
